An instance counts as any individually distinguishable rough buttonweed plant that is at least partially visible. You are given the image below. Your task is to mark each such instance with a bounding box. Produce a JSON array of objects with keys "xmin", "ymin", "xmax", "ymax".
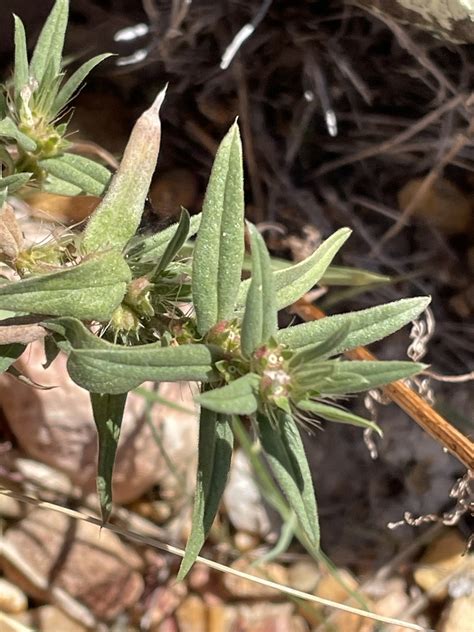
[{"xmin": 0, "ymin": 0, "xmax": 430, "ymax": 578}]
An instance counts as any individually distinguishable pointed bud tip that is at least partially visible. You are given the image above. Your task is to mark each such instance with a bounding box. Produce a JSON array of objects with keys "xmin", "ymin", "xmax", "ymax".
[{"xmin": 149, "ymin": 83, "xmax": 168, "ymax": 115}]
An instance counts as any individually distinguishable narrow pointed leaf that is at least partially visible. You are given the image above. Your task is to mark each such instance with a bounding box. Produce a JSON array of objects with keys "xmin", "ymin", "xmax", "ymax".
[
  {"xmin": 178, "ymin": 409, "xmax": 233, "ymax": 580},
  {"xmin": 306, "ymin": 360, "xmax": 426, "ymax": 394},
  {"xmin": 289, "ymin": 321, "xmax": 351, "ymax": 367},
  {"xmin": 29, "ymin": 0, "xmax": 69, "ymax": 84},
  {"xmin": 192, "ymin": 122, "xmax": 244, "ymax": 334},
  {"xmin": 0, "ymin": 173, "xmax": 32, "ymax": 193},
  {"xmin": 298, "ymin": 400, "xmax": 382, "ymax": 435},
  {"xmin": 258, "ymin": 411, "xmax": 319, "ymax": 550},
  {"xmin": 128, "ymin": 212, "xmax": 201, "ymax": 263},
  {"xmin": 90, "ymin": 392, "xmax": 127, "ymax": 523},
  {"xmin": 0, "ymin": 118, "xmax": 37, "ymax": 152},
  {"xmin": 152, "ymin": 208, "xmax": 190, "ymax": 275},
  {"xmin": 40, "ymin": 154, "xmax": 111, "ymax": 196},
  {"xmin": 277, "ymin": 297, "xmax": 431, "ymax": 351},
  {"xmin": 0, "ymin": 250, "xmax": 131, "ymax": 320},
  {"xmin": 274, "ymin": 228, "xmax": 351, "ymax": 309},
  {"xmin": 43, "ymin": 174, "xmax": 82, "ymax": 196},
  {"xmin": 197, "ymin": 373, "xmax": 260, "ymax": 415},
  {"xmin": 13, "ymin": 16, "xmax": 28, "ymax": 101},
  {"xmin": 319, "ymin": 265, "xmax": 390, "ymax": 287},
  {"xmin": 52, "ymin": 53, "xmax": 113, "ymax": 116},
  {"xmin": 66, "ymin": 343, "xmax": 221, "ymax": 394},
  {"xmin": 241, "ymin": 224, "xmax": 277, "ymax": 357},
  {"xmin": 82, "ymin": 87, "xmax": 166, "ymax": 253}
]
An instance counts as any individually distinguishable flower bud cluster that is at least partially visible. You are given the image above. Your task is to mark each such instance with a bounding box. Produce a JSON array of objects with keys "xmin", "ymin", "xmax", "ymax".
[{"xmin": 252, "ymin": 343, "xmax": 293, "ymax": 405}]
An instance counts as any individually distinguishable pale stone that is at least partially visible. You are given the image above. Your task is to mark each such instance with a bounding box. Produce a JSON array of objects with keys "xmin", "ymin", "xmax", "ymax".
[
  {"xmin": 0, "ymin": 341, "xmax": 198, "ymax": 505},
  {"xmin": 223, "ymin": 558, "xmax": 289, "ymax": 599},
  {"xmin": 0, "ymin": 578, "xmax": 28, "ymax": 614},
  {"xmin": 1, "ymin": 508, "xmax": 143, "ymax": 621}
]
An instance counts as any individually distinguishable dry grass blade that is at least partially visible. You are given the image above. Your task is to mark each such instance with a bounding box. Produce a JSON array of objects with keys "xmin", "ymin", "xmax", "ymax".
[
  {"xmin": 292, "ymin": 300, "xmax": 474, "ymax": 470},
  {"xmin": 0, "ymin": 488, "xmax": 430, "ymax": 631}
]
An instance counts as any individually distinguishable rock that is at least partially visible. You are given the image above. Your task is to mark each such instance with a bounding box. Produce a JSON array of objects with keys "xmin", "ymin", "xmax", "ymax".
[
  {"xmin": 234, "ymin": 531, "xmax": 261, "ymax": 553},
  {"xmin": 0, "ymin": 341, "xmax": 198, "ymax": 505},
  {"xmin": 234, "ymin": 602, "xmax": 295, "ymax": 632},
  {"xmin": 440, "ymin": 595, "xmax": 474, "ymax": 632},
  {"xmin": 1, "ymin": 508, "xmax": 143, "ymax": 622},
  {"xmin": 15, "ymin": 459, "xmax": 75, "ymax": 497},
  {"xmin": 175, "ymin": 594, "xmax": 207, "ymax": 632},
  {"xmin": 287, "ymin": 560, "xmax": 321, "ymax": 593},
  {"xmin": 354, "ymin": 1, "xmax": 474, "ymax": 44},
  {"xmin": 223, "ymin": 558, "xmax": 289, "ymax": 599},
  {"xmin": 207, "ymin": 603, "xmax": 238, "ymax": 632},
  {"xmin": 223, "ymin": 450, "xmax": 279, "ymax": 538},
  {"xmin": 0, "ymin": 495, "xmax": 24, "ymax": 520},
  {"xmin": 0, "ymin": 578, "xmax": 28, "ymax": 614},
  {"xmin": 398, "ymin": 177, "xmax": 472, "ymax": 235},
  {"xmin": 30, "ymin": 606, "xmax": 89, "ymax": 632},
  {"xmin": 147, "ymin": 582, "xmax": 187, "ymax": 630},
  {"xmin": 0, "ymin": 612, "xmax": 34, "ymax": 632},
  {"xmin": 414, "ymin": 530, "xmax": 469, "ymax": 600},
  {"xmin": 316, "ymin": 568, "xmax": 360, "ymax": 602}
]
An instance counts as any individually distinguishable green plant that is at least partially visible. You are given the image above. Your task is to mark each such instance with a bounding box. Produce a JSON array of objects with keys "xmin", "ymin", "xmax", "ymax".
[{"xmin": 0, "ymin": 0, "xmax": 430, "ymax": 579}]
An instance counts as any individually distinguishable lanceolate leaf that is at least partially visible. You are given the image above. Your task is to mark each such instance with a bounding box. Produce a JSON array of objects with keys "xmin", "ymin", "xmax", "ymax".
[
  {"xmin": 0, "ymin": 118, "xmax": 37, "ymax": 152},
  {"xmin": 29, "ymin": 0, "xmax": 69, "ymax": 84},
  {"xmin": 66, "ymin": 343, "xmax": 221, "ymax": 394},
  {"xmin": 319, "ymin": 265, "xmax": 390, "ymax": 287},
  {"xmin": 197, "ymin": 373, "xmax": 260, "ymax": 415},
  {"xmin": 82, "ymin": 87, "xmax": 166, "ymax": 254},
  {"xmin": 90, "ymin": 392, "xmax": 127, "ymax": 523},
  {"xmin": 273, "ymin": 228, "xmax": 351, "ymax": 309},
  {"xmin": 297, "ymin": 360, "xmax": 426, "ymax": 395},
  {"xmin": 13, "ymin": 15, "xmax": 28, "ymax": 102},
  {"xmin": 178, "ymin": 409, "xmax": 233, "ymax": 580},
  {"xmin": 241, "ymin": 225, "xmax": 277, "ymax": 357},
  {"xmin": 40, "ymin": 153, "xmax": 111, "ymax": 196},
  {"xmin": 52, "ymin": 53, "xmax": 113, "ymax": 116},
  {"xmin": 298, "ymin": 400, "xmax": 382, "ymax": 435},
  {"xmin": 277, "ymin": 297, "xmax": 431, "ymax": 351},
  {"xmin": 0, "ymin": 250, "xmax": 131, "ymax": 320},
  {"xmin": 289, "ymin": 321, "xmax": 351, "ymax": 367},
  {"xmin": 128, "ymin": 212, "xmax": 201, "ymax": 263},
  {"xmin": 152, "ymin": 208, "xmax": 190, "ymax": 276},
  {"xmin": 0, "ymin": 173, "xmax": 32, "ymax": 193},
  {"xmin": 192, "ymin": 122, "xmax": 245, "ymax": 334},
  {"xmin": 258, "ymin": 411, "xmax": 319, "ymax": 551}
]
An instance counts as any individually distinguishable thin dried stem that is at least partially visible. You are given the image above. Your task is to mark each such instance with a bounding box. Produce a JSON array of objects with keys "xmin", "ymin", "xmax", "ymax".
[{"xmin": 0, "ymin": 488, "xmax": 430, "ymax": 632}]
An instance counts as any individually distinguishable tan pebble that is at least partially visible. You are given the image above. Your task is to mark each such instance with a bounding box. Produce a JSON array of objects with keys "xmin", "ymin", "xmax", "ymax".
[
  {"xmin": 188, "ymin": 564, "xmax": 211, "ymax": 591},
  {"xmin": 0, "ymin": 611, "xmax": 34, "ymax": 632},
  {"xmin": 175, "ymin": 594, "xmax": 207, "ymax": 632},
  {"xmin": 34, "ymin": 605, "xmax": 89, "ymax": 632},
  {"xmin": 223, "ymin": 558, "xmax": 288, "ymax": 599},
  {"xmin": 0, "ymin": 579, "xmax": 28, "ymax": 614},
  {"xmin": 0, "ymin": 495, "xmax": 23, "ymax": 520},
  {"xmin": 207, "ymin": 603, "xmax": 238, "ymax": 632},
  {"xmin": 315, "ymin": 568, "xmax": 359, "ymax": 602},
  {"xmin": 288, "ymin": 560, "xmax": 321, "ymax": 593},
  {"xmin": 414, "ymin": 530, "xmax": 469, "ymax": 600},
  {"xmin": 234, "ymin": 531, "xmax": 260, "ymax": 553},
  {"xmin": 440, "ymin": 595, "xmax": 474, "ymax": 632}
]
